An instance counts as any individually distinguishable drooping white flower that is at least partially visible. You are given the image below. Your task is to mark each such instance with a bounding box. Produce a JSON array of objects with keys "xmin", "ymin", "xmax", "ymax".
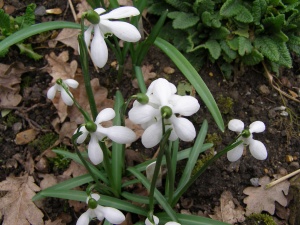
[
  {"xmin": 75, "ymin": 108, "xmax": 136, "ymax": 164},
  {"xmin": 227, "ymin": 119, "xmax": 267, "ymax": 162},
  {"xmin": 76, "ymin": 193, "xmax": 125, "ymax": 225},
  {"xmin": 129, "ymin": 78, "xmax": 200, "ymax": 148},
  {"xmin": 83, "ymin": 6, "xmax": 141, "ymax": 68},
  {"xmin": 47, "ymin": 79, "xmax": 79, "ymax": 106},
  {"xmin": 145, "ymin": 215, "xmax": 181, "ymax": 225}
]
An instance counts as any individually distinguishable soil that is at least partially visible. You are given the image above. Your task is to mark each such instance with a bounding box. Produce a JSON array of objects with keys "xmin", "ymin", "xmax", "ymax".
[{"xmin": 0, "ymin": 1, "xmax": 300, "ymax": 225}]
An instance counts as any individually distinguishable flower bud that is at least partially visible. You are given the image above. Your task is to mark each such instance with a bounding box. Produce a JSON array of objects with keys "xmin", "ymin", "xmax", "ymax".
[
  {"xmin": 56, "ymin": 78, "xmax": 63, "ymax": 85},
  {"xmin": 88, "ymin": 198, "xmax": 98, "ymax": 209},
  {"xmin": 242, "ymin": 129, "xmax": 251, "ymax": 138},
  {"xmin": 86, "ymin": 9, "xmax": 100, "ymax": 24},
  {"xmin": 86, "ymin": 121, "xmax": 97, "ymax": 132},
  {"xmin": 136, "ymin": 93, "xmax": 149, "ymax": 104},
  {"xmin": 160, "ymin": 106, "xmax": 173, "ymax": 119}
]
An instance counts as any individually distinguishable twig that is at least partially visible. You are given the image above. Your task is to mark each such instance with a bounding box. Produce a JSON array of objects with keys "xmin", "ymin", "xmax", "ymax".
[
  {"xmin": 262, "ymin": 62, "xmax": 300, "ymax": 103},
  {"xmin": 265, "ymin": 168, "xmax": 300, "ymax": 189},
  {"xmin": 68, "ymin": 0, "xmax": 78, "ymax": 22}
]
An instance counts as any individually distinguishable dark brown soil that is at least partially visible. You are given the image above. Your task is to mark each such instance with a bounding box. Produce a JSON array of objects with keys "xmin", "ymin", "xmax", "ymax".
[{"xmin": 0, "ymin": 1, "xmax": 300, "ymax": 225}]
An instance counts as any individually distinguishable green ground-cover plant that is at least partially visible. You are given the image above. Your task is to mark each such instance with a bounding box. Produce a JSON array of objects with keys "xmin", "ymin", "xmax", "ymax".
[
  {"xmin": 148, "ymin": 0, "xmax": 300, "ymax": 77},
  {"xmin": 0, "ymin": 3, "xmax": 42, "ymax": 60}
]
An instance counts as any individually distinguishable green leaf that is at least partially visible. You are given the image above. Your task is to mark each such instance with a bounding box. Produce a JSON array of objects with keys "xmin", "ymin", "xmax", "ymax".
[
  {"xmin": 0, "ymin": 9, "xmax": 10, "ymax": 32},
  {"xmin": 252, "ymin": 0, "xmax": 267, "ymax": 24},
  {"xmin": 210, "ymin": 27, "xmax": 230, "ymax": 40},
  {"xmin": 278, "ymin": 42, "xmax": 292, "ymax": 68},
  {"xmin": 238, "ymin": 37, "xmax": 253, "ymax": 56},
  {"xmin": 220, "ymin": 40, "xmax": 237, "ymax": 60},
  {"xmin": 0, "ymin": 47, "xmax": 9, "ymax": 57},
  {"xmin": 0, "ymin": 21, "xmax": 80, "ymax": 53},
  {"xmin": 262, "ymin": 14, "xmax": 285, "ymax": 32},
  {"xmin": 15, "ymin": 3, "xmax": 36, "ymax": 29},
  {"xmin": 204, "ymin": 40, "xmax": 221, "ymax": 60},
  {"xmin": 16, "ymin": 43, "xmax": 42, "ymax": 60},
  {"xmin": 220, "ymin": 0, "xmax": 243, "ymax": 17},
  {"xmin": 227, "ymin": 37, "xmax": 239, "ymax": 51},
  {"xmin": 235, "ymin": 6, "xmax": 253, "ymax": 23},
  {"xmin": 169, "ymin": 12, "xmax": 199, "ymax": 29},
  {"xmin": 232, "ymin": 27, "xmax": 249, "ymax": 38},
  {"xmin": 147, "ymin": 2, "xmax": 171, "ymax": 15},
  {"xmin": 154, "ymin": 38, "xmax": 224, "ymax": 131},
  {"xmin": 254, "ymin": 36, "xmax": 280, "ymax": 61},
  {"xmin": 241, "ymin": 49, "xmax": 264, "ymax": 65},
  {"xmin": 166, "ymin": 0, "xmax": 190, "ymax": 12}
]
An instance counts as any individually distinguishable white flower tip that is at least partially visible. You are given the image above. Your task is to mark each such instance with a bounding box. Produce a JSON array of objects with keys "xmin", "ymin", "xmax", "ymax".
[
  {"xmin": 249, "ymin": 140, "xmax": 267, "ymax": 160},
  {"xmin": 249, "ymin": 121, "xmax": 266, "ymax": 133},
  {"xmin": 47, "ymin": 86, "xmax": 57, "ymax": 100},
  {"xmin": 101, "ymin": 207, "xmax": 125, "ymax": 224},
  {"xmin": 145, "ymin": 215, "xmax": 159, "ymax": 225},
  {"xmin": 228, "ymin": 119, "xmax": 244, "ymax": 132}
]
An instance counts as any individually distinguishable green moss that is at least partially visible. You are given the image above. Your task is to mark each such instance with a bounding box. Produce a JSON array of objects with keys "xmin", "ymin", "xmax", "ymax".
[
  {"xmin": 216, "ymin": 95, "xmax": 234, "ymax": 115},
  {"xmin": 4, "ymin": 113, "xmax": 19, "ymax": 127},
  {"xmin": 48, "ymin": 151, "xmax": 71, "ymax": 172},
  {"xmin": 192, "ymin": 148, "xmax": 215, "ymax": 175},
  {"xmin": 205, "ymin": 133, "xmax": 222, "ymax": 146},
  {"xmin": 29, "ymin": 132, "xmax": 58, "ymax": 152},
  {"xmin": 246, "ymin": 213, "xmax": 277, "ymax": 225}
]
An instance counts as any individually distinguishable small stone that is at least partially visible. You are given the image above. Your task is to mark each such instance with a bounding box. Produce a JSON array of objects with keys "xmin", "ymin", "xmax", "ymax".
[
  {"xmin": 250, "ymin": 178, "xmax": 260, "ymax": 186},
  {"xmin": 163, "ymin": 66, "xmax": 175, "ymax": 74},
  {"xmin": 289, "ymin": 162, "xmax": 300, "ymax": 170},
  {"xmin": 12, "ymin": 122, "xmax": 22, "ymax": 133},
  {"xmin": 286, "ymin": 155, "xmax": 294, "ymax": 163},
  {"xmin": 259, "ymin": 85, "xmax": 270, "ymax": 95},
  {"xmin": 277, "ymin": 167, "xmax": 288, "ymax": 176},
  {"xmin": 35, "ymin": 157, "xmax": 49, "ymax": 173}
]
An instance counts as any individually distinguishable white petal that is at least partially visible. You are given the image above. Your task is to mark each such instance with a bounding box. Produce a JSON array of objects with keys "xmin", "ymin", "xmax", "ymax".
[
  {"xmin": 95, "ymin": 108, "xmax": 115, "ymax": 123},
  {"xmin": 75, "ymin": 126, "xmax": 89, "ymax": 144},
  {"xmin": 94, "ymin": 8, "xmax": 106, "ymax": 15},
  {"xmin": 100, "ymin": 20, "xmax": 141, "ymax": 42},
  {"xmin": 227, "ymin": 144, "xmax": 244, "ymax": 162},
  {"xmin": 76, "ymin": 211, "xmax": 90, "ymax": 225},
  {"xmin": 249, "ymin": 139, "xmax": 267, "ymax": 160},
  {"xmin": 61, "ymin": 89, "xmax": 74, "ymax": 106},
  {"xmin": 145, "ymin": 215, "xmax": 159, "ymax": 225},
  {"xmin": 47, "ymin": 85, "xmax": 57, "ymax": 100},
  {"xmin": 170, "ymin": 116, "xmax": 196, "ymax": 142},
  {"xmin": 100, "ymin": 6, "xmax": 140, "ymax": 19},
  {"xmin": 171, "ymin": 95, "xmax": 200, "ymax": 116},
  {"xmin": 91, "ymin": 25, "xmax": 108, "ymax": 68},
  {"xmin": 228, "ymin": 119, "xmax": 244, "ymax": 133},
  {"xmin": 101, "ymin": 126, "xmax": 136, "ymax": 144},
  {"xmin": 93, "ymin": 206, "xmax": 104, "ymax": 221},
  {"xmin": 169, "ymin": 127, "xmax": 178, "ymax": 141},
  {"xmin": 90, "ymin": 193, "xmax": 100, "ymax": 201},
  {"xmin": 64, "ymin": 79, "xmax": 79, "ymax": 89},
  {"xmin": 88, "ymin": 136, "xmax": 103, "ymax": 164},
  {"xmin": 84, "ymin": 25, "xmax": 93, "ymax": 49},
  {"xmin": 152, "ymin": 78, "xmax": 173, "ymax": 105},
  {"xmin": 165, "ymin": 222, "xmax": 181, "ymax": 225},
  {"xmin": 249, "ymin": 121, "xmax": 265, "ymax": 133},
  {"xmin": 128, "ymin": 104, "xmax": 158, "ymax": 124},
  {"xmin": 142, "ymin": 121, "xmax": 162, "ymax": 148},
  {"xmin": 98, "ymin": 206, "xmax": 125, "ymax": 224}
]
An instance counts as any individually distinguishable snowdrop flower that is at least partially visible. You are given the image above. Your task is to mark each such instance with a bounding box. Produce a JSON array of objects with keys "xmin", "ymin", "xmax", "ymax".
[
  {"xmin": 227, "ymin": 119, "xmax": 267, "ymax": 162},
  {"xmin": 129, "ymin": 78, "xmax": 200, "ymax": 148},
  {"xmin": 75, "ymin": 108, "xmax": 136, "ymax": 164},
  {"xmin": 145, "ymin": 215, "xmax": 181, "ymax": 225},
  {"xmin": 77, "ymin": 193, "xmax": 125, "ymax": 225},
  {"xmin": 47, "ymin": 78, "xmax": 78, "ymax": 106},
  {"xmin": 83, "ymin": 6, "xmax": 141, "ymax": 68}
]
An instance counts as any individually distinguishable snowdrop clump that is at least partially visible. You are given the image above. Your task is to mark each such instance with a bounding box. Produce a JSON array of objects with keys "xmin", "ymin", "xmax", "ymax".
[
  {"xmin": 47, "ymin": 78, "xmax": 79, "ymax": 106},
  {"xmin": 227, "ymin": 119, "xmax": 267, "ymax": 162},
  {"xmin": 83, "ymin": 6, "xmax": 141, "ymax": 68},
  {"xmin": 74, "ymin": 108, "xmax": 136, "ymax": 164},
  {"xmin": 129, "ymin": 78, "xmax": 200, "ymax": 148},
  {"xmin": 76, "ymin": 193, "xmax": 125, "ymax": 225}
]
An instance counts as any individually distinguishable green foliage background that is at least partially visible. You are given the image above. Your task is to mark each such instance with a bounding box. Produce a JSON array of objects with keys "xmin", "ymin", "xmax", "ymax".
[{"xmin": 148, "ymin": 0, "xmax": 300, "ymax": 77}]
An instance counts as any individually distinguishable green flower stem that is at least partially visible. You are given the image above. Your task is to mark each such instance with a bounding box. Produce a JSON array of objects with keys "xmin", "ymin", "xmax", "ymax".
[
  {"xmin": 148, "ymin": 128, "xmax": 172, "ymax": 215},
  {"xmin": 171, "ymin": 139, "xmax": 243, "ymax": 206},
  {"xmin": 79, "ymin": 20, "xmax": 98, "ymax": 121},
  {"xmin": 164, "ymin": 143, "xmax": 174, "ymax": 203},
  {"xmin": 134, "ymin": 66, "xmax": 147, "ymax": 93}
]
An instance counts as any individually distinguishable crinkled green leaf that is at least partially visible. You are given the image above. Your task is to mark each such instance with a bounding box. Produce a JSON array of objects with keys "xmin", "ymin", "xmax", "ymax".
[
  {"xmin": 169, "ymin": 12, "xmax": 200, "ymax": 29},
  {"xmin": 220, "ymin": 40, "xmax": 237, "ymax": 60},
  {"xmin": 241, "ymin": 49, "xmax": 264, "ymax": 65},
  {"xmin": 227, "ymin": 37, "xmax": 239, "ymax": 51},
  {"xmin": 232, "ymin": 27, "xmax": 249, "ymax": 38},
  {"xmin": 254, "ymin": 36, "xmax": 280, "ymax": 61},
  {"xmin": 193, "ymin": 0, "xmax": 215, "ymax": 15},
  {"xmin": 210, "ymin": 27, "xmax": 230, "ymax": 39},
  {"xmin": 252, "ymin": 0, "xmax": 267, "ymax": 24},
  {"xmin": 235, "ymin": 6, "xmax": 253, "ymax": 23},
  {"xmin": 147, "ymin": 2, "xmax": 172, "ymax": 15},
  {"xmin": 278, "ymin": 42, "xmax": 292, "ymax": 68},
  {"xmin": 262, "ymin": 14, "xmax": 285, "ymax": 32},
  {"xmin": 204, "ymin": 40, "xmax": 221, "ymax": 60},
  {"xmin": 16, "ymin": 43, "xmax": 42, "ymax": 60},
  {"xmin": 15, "ymin": 3, "xmax": 36, "ymax": 29},
  {"xmin": 0, "ymin": 9, "xmax": 10, "ymax": 32},
  {"xmin": 166, "ymin": 0, "xmax": 190, "ymax": 12},
  {"xmin": 220, "ymin": 0, "xmax": 243, "ymax": 17},
  {"xmin": 238, "ymin": 36, "xmax": 253, "ymax": 56}
]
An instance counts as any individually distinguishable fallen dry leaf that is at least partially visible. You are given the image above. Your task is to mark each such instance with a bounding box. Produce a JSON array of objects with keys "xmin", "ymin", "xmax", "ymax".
[
  {"xmin": 210, "ymin": 191, "xmax": 245, "ymax": 224},
  {"xmin": 14, "ymin": 129, "xmax": 39, "ymax": 145},
  {"xmin": 243, "ymin": 176, "xmax": 290, "ymax": 216},
  {"xmin": 49, "ymin": 29, "xmax": 80, "ymax": 54},
  {"xmin": 38, "ymin": 174, "xmax": 58, "ymax": 190},
  {"xmin": 45, "ymin": 51, "xmax": 78, "ymax": 82},
  {"xmin": 0, "ymin": 62, "xmax": 32, "ymax": 107},
  {"xmin": 76, "ymin": 0, "xmax": 92, "ymax": 21},
  {"xmin": 132, "ymin": 64, "xmax": 156, "ymax": 88},
  {"xmin": 45, "ymin": 219, "xmax": 66, "ymax": 225},
  {"xmin": 63, "ymin": 161, "xmax": 87, "ymax": 177},
  {"xmin": 0, "ymin": 174, "xmax": 44, "ymax": 225}
]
